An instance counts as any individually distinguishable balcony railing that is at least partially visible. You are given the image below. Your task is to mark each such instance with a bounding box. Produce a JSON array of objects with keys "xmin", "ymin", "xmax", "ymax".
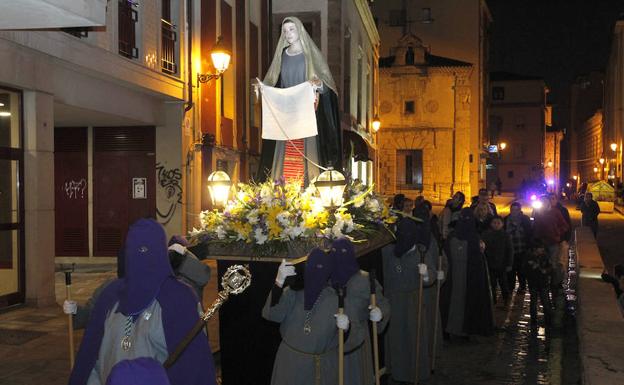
[
  {"xmin": 118, "ymin": 0, "xmax": 138, "ymax": 59},
  {"xmin": 161, "ymin": 19, "xmax": 177, "ymax": 75}
]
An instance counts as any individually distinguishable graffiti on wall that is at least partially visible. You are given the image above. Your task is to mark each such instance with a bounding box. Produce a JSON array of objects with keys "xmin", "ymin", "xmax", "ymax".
[
  {"xmin": 64, "ymin": 179, "xmax": 87, "ymax": 199},
  {"xmin": 156, "ymin": 162, "xmax": 182, "ymax": 225}
]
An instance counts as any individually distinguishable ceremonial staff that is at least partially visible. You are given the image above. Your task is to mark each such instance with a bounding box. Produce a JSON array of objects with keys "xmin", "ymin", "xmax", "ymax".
[
  {"xmin": 64, "ymin": 269, "xmax": 75, "ymax": 368},
  {"xmin": 431, "ymin": 245, "xmax": 443, "ymax": 373},
  {"xmin": 164, "ymin": 264, "xmax": 251, "ymax": 368},
  {"xmin": 414, "ymin": 244, "xmax": 427, "ymax": 385},
  {"xmin": 337, "ymin": 287, "xmax": 346, "ymax": 385},
  {"xmin": 369, "ymin": 270, "xmax": 381, "ymax": 385}
]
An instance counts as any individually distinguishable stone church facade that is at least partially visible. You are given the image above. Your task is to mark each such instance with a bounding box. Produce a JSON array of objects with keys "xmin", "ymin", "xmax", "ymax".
[{"xmin": 377, "ymin": 34, "xmax": 473, "ymax": 203}]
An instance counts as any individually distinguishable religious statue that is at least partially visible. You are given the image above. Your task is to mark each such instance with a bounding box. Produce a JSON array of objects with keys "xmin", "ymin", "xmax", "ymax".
[{"xmin": 257, "ymin": 17, "xmax": 343, "ymax": 185}]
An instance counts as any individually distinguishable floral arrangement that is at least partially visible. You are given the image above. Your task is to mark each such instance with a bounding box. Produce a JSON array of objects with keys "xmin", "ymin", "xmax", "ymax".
[{"xmin": 189, "ymin": 179, "xmax": 396, "ymax": 255}]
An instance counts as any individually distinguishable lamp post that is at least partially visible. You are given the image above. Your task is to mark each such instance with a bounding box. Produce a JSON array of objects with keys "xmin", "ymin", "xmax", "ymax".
[
  {"xmin": 372, "ymin": 115, "xmax": 381, "ymax": 189},
  {"xmin": 599, "ymin": 156, "xmax": 605, "ymax": 180},
  {"xmin": 207, "ymin": 170, "xmax": 232, "ymax": 209},
  {"xmin": 198, "ymin": 36, "xmax": 232, "ymax": 84},
  {"xmin": 314, "ymin": 168, "xmax": 347, "ymax": 209}
]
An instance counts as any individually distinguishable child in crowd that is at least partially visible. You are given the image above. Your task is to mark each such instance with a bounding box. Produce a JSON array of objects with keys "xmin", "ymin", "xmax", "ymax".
[
  {"xmin": 524, "ymin": 242, "xmax": 553, "ymax": 325},
  {"xmin": 481, "ymin": 216, "xmax": 513, "ymax": 306}
]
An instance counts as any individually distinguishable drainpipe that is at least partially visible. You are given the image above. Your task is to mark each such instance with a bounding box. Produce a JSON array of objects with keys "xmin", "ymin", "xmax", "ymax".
[
  {"xmin": 451, "ymin": 73, "xmax": 457, "ymax": 194},
  {"xmin": 184, "ymin": 0, "xmax": 193, "ymax": 112}
]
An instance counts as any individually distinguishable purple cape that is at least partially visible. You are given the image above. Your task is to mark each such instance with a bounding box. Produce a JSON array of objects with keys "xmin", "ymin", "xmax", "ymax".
[
  {"xmin": 304, "ymin": 248, "xmax": 334, "ymax": 310},
  {"xmin": 329, "ymin": 238, "xmax": 359, "ymax": 289},
  {"xmin": 69, "ymin": 219, "xmax": 216, "ymax": 385},
  {"xmin": 106, "ymin": 357, "xmax": 170, "ymax": 385}
]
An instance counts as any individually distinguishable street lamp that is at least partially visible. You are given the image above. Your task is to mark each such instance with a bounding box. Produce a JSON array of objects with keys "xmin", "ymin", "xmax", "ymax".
[
  {"xmin": 207, "ymin": 170, "xmax": 232, "ymax": 209},
  {"xmin": 372, "ymin": 115, "xmax": 381, "ymax": 133},
  {"xmin": 611, "ymin": 143, "xmax": 618, "ymax": 152},
  {"xmin": 546, "ymin": 159, "xmax": 553, "ymax": 168},
  {"xmin": 499, "ymin": 142, "xmax": 507, "ymax": 151},
  {"xmin": 314, "ymin": 167, "xmax": 347, "ymax": 208},
  {"xmin": 198, "ymin": 36, "xmax": 231, "ymax": 84},
  {"xmin": 599, "ymin": 157, "xmax": 605, "ymax": 165}
]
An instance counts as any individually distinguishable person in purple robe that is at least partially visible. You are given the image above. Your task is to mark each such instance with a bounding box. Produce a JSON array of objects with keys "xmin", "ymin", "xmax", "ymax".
[
  {"xmin": 105, "ymin": 358, "xmax": 170, "ymax": 385},
  {"xmin": 68, "ymin": 218, "xmax": 216, "ymax": 385}
]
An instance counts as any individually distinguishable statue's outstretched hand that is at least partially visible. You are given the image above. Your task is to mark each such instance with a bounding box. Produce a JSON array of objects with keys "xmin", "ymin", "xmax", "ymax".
[
  {"xmin": 309, "ymin": 75, "xmax": 322, "ymax": 89},
  {"xmin": 251, "ymin": 78, "xmax": 262, "ymax": 100}
]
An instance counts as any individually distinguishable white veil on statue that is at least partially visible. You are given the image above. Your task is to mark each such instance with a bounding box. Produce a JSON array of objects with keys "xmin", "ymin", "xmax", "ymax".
[{"xmin": 263, "ymin": 17, "xmax": 337, "ymax": 94}]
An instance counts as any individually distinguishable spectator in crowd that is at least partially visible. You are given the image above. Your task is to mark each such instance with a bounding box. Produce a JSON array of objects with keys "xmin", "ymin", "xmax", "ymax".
[
  {"xmin": 504, "ymin": 202, "xmax": 532, "ymax": 292},
  {"xmin": 440, "ymin": 192, "xmax": 465, "ymax": 241},
  {"xmin": 474, "ymin": 201, "xmax": 496, "ymax": 234},
  {"xmin": 532, "ymin": 195, "xmax": 569, "ymax": 296},
  {"xmin": 481, "ymin": 216, "xmax": 513, "ymax": 306},
  {"xmin": 580, "ymin": 192, "xmax": 600, "ymax": 238},
  {"xmin": 549, "ymin": 193, "xmax": 572, "ymax": 243},
  {"xmin": 470, "ymin": 188, "xmax": 498, "ymax": 216},
  {"xmin": 524, "ymin": 241, "xmax": 553, "ymax": 325}
]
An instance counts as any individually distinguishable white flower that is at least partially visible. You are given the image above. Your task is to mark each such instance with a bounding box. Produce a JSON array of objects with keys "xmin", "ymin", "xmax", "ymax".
[
  {"xmin": 216, "ymin": 226, "xmax": 227, "ymax": 240},
  {"xmin": 353, "ymin": 198, "xmax": 365, "ymax": 208},
  {"xmin": 366, "ymin": 198, "xmax": 380, "ymax": 212},
  {"xmin": 254, "ymin": 228, "xmax": 268, "ymax": 245},
  {"xmin": 190, "ymin": 227, "xmax": 202, "ymax": 237},
  {"xmin": 344, "ymin": 217, "xmax": 355, "ymax": 233},
  {"xmin": 248, "ymin": 209, "xmax": 259, "ymax": 225},
  {"xmin": 260, "ymin": 185, "xmax": 273, "ymax": 205},
  {"xmin": 277, "ymin": 211, "xmax": 290, "ymax": 226},
  {"xmin": 285, "ymin": 225, "xmax": 305, "ymax": 239},
  {"xmin": 331, "ymin": 223, "xmax": 344, "ymax": 238}
]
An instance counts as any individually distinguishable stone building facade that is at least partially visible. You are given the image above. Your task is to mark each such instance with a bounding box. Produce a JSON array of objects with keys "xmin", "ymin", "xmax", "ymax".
[
  {"xmin": 377, "ymin": 34, "xmax": 472, "ymax": 203},
  {"xmin": 371, "ymin": 0, "xmax": 492, "ymax": 195}
]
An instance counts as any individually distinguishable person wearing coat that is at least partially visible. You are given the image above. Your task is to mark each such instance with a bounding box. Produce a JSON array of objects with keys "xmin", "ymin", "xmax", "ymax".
[
  {"xmin": 330, "ymin": 238, "xmax": 391, "ymax": 385},
  {"xmin": 443, "ymin": 208, "xmax": 494, "ymax": 338},
  {"xmin": 382, "ymin": 207, "xmax": 439, "ymax": 383},
  {"xmin": 262, "ymin": 246, "xmax": 366, "ymax": 385}
]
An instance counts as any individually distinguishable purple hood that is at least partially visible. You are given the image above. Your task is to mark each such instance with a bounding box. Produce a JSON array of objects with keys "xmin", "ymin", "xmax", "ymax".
[{"xmin": 118, "ymin": 219, "xmax": 174, "ymax": 316}]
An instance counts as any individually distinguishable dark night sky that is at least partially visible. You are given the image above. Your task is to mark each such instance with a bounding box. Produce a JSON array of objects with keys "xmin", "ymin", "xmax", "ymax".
[{"xmin": 488, "ymin": 0, "xmax": 623, "ymax": 127}]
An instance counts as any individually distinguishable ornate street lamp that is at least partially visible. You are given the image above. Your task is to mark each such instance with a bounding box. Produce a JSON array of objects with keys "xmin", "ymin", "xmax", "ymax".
[
  {"xmin": 198, "ymin": 36, "xmax": 231, "ymax": 84},
  {"xmin": 207, "ymin": 170, "xmax": 232, "ymax": 209},
  {"xmin": 372, "ymin": 115, "xmax": 381, "ymax": 133},
  {"xmin": 314, "ymin": 168, "xmax": 347, "ymax": 208}
]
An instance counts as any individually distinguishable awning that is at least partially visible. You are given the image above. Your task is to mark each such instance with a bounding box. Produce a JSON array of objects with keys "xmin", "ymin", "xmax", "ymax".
[{"xmin": 343, "ymin": 130, "xmax": 375, "ymax": 162}]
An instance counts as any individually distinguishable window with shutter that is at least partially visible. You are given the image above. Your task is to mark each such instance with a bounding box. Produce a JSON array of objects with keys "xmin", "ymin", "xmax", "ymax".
[{"xmin": 118, "ymin": 0, "xmax": 139, "ymax": 59}]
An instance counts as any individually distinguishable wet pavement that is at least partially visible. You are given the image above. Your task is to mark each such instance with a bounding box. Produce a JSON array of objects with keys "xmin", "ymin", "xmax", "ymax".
[
  {"xmin": 1, "ymin": 200, "xmax": 619, "ymax": 385},
  {"xmin": 411, "ymin": 244, "xmax": 581, "ymax": 385}
]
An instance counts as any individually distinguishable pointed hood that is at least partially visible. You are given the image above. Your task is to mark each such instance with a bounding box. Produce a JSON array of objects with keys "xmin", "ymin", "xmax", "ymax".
[
  {"xmin": 304, "ymin": 247, "xmax": 334, "ymax": 311},
  {"xmin": 394, "ymin": 216, "xmax": 418, "ymax": 257},
  {"xmin": 118, "ymin": 219, "xmax": 173, "ymax": 316},
  {"xmin": 329, "ymin": 238, "xmax": 359, "ymax": 289}
]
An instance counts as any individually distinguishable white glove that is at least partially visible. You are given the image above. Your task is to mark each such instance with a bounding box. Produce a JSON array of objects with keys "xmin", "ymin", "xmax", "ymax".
[
  {"xmin": 437, "ymin": 270, "xmax": 445, "ymax": 281},
  {"xmin": 418, "ymin": 263, "xmax": 430, "ymax": 282},
  {"xmin": 335, "ymin": 313, "xmax": 350, "ymax": 330},
  {"xmin": 275, "ymin": 259, "xmax": 296, "ymax": 287},
  {"xmin": 369, "ymin": 305, "xmax": 382, "ymax": 322},
  {"xmin": 168, "ymin": 243, "xmax": 187, "ymax": 255},
  {"xmin": 63, "ymin": 300, "xmax": 77, "ymax": 315}
]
